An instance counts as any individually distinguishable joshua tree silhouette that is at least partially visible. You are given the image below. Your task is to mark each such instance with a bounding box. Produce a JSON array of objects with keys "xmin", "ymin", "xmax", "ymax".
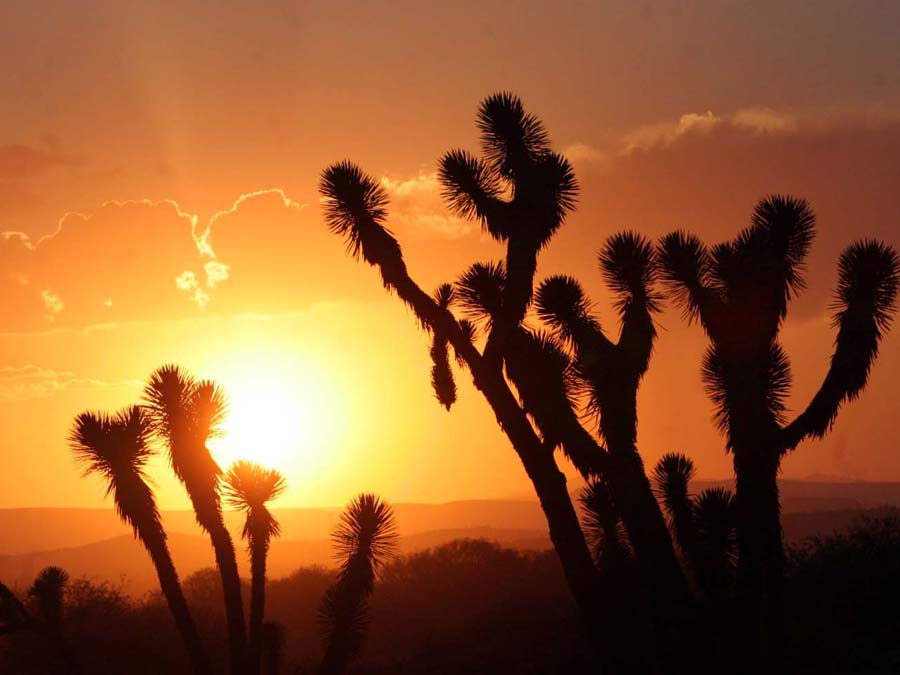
[
  {"xmin": 28, "ymin": 566, "xmax": 69, "ymax": 629},
  {"xmin": 143, "ymin": 365, "xmax": 248, "ymax": 674},
  {"xmin": 658, "ymin": 196, "xmax": 900, "ymax": 669},
  {"xmin": 652, "ymin": 453, "xmax": 737, "ymax": 600},
  {"xmin": 224, "ymin": 460, "xmax": 286, "ymax": 675},
  {"xmin": 317, "ymin": 494, "xmax": 397, "ymax": 675},
  {"xmin": 319, "ymin": 93, "xmax": 693, "ymax": 672},
  {"xmin": 68, "ymin": 406, "xmax": 211, "ymax": 675}
]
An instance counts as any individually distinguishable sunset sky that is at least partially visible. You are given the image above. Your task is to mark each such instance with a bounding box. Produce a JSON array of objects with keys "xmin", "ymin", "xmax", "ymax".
[{"xmin": 2, "ymin": 0, "xmax": 900, "ymax": 510}]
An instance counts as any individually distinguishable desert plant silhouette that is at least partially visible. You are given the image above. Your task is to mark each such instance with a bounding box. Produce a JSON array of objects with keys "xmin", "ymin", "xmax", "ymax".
[
  {"xmin": 534, "ymin": 233, "xmax": 692, "ymax": 623},
  {"xmin": 143, "ymin": 365, "xmax": 248, "ymax": 674},
  {"xmin": 317, "ymin": 494, "xmax": 397, "ymax": 675},
  {"xmin": 0, "ymin": 567, "xmax": 80, "ymax": 673},
  {"xmin": 658, "ymin": 197, "xmax": 900, "ymax": 670},
  {"xmin": 68, "ymin": 406, "xmax": 212, "ymax": 675},
  {"xmin": 28, "ymin": 566, "xmax": 69, "ymax": 629},
  {"xmin": 652, "ymin": 454, "xmax": 737, "ymax": 601},
  {"xmin": 224, "ymin": 460, "xmax": 286, "ymax": 675},
  {"xmin": 319, "ymin": 93, "xmax": 694, "ymax": 673}
]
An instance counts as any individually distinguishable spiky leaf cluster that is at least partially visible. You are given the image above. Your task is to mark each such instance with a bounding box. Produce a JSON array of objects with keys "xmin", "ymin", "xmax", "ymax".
[
  {"xmin": 223, "ymin": 460, "xmax": 286, "ymax": 551},
  {"xmin": 579, "ymin": 479, "xmax": 630, "ymax": 569},
  {"xmin": 318, "ymin": 494, "xmax": 397, "ymax": 666},
  {"xmin": 28, "ymin": 567, "xmax": 69, "ymax": 627},
  {"xmin": 142, "ymin": 365, "xmax": 228, "ymax": 525},
  {"xmin": 69, "ymin": 407, "xmax": 160, "ymax": 539},
  {"xmin": 319, "ymin": 162, "xmax": 401, "ymax": 267}
]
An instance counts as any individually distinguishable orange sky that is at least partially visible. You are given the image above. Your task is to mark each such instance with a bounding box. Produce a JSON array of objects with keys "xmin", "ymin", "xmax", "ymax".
[{"xmin": 2, "ymin": 1, "xmax": 900, "ymax": 509}]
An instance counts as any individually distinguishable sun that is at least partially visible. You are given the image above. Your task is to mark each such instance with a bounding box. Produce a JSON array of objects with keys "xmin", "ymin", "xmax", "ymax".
[{"xmin": 205, "ymin": 354, "xmax": 342, "ymax": 483}]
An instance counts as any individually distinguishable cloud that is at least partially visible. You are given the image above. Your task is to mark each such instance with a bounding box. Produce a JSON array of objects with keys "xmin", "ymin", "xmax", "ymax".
[
  {"xmin": 557, "ymin": 106, "xmax": 900, "ymax": 320},
  {"xmin": 41, "ymin": 289, "xmax": 63, "ymax": 319},
  {"xmin": 380, "ymin": 172, "xmax": 477, "ymax": 239},
  {"xmin": 0, "ymin": 365, "xmax": 139, "ymax": 400},
  {"xmin": 195, "ymin": 188, "xmax": 385, "ymax": 312},
  {"xmin": 731, "ymin": 108, "xmax": 798, "ymax": 134},
  {"xmin": 562, "ymin": 143, "xmax": 610, "ymax": 167},
  {"xmin": 622, "ymin": 111, "xmax": 722, "ymax": 153},
  {"xmin": 0, "ymin": 200, "xmax": 200, "ymax": 329}
]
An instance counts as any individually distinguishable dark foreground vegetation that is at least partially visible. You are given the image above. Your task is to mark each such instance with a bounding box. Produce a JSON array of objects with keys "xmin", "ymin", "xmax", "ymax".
[{"xmin": 3, "ymin": 519, "xmax": 900, "ymax": 674}]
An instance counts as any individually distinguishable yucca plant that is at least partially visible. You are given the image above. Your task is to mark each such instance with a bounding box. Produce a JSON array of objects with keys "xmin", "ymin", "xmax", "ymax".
[
  {"xmin": 535, "ymin": 233, "xmax": 690, "ymax": 613},
  {"xmin": 143, "ymin": 365, "xmax": 248, "ymax": 674},
  {"xmin": 0, "ymin": 570, "xmax": 80, "ymax": 673},
  {"xmin": 69, "ymin": 407, "xmax": 211, "ymax": 674},
  {"xmin": 652, "ymin": 454, "xmax": 737, "ymax": 599},
  {"xmin": 658, "ymin": 197, "xmax": 900, "ymax": 669},
  {"xmin": 28, "ymin": 566, "xmax": 69, "ymax": 629},
  {"xmin": 224, "ymin": 461, "xmax": 286, "ymax": 675},
  {"xmin": 317, "ymin": 494, "xmax": 397, "ymax": 675},
  {"xmin": 318, "ymin": 93, "xmax": 696, "ymax": 673}
]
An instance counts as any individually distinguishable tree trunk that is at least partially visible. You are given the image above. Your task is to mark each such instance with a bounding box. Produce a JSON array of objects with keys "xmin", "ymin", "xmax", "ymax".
[
  {"xmin": 248, "ymin": 542, "xmax": 267, "ymax": 675},
  {"xmin": 607, "ymin": 454, "xmax": 696, "ymax": 654},
  {"xmin": 599, "ymin": 394, "xmax": 697, "ymax": 672},
  {"xmin": 207, "ymin": 517, "xmax": 249, "ymax": 675},
  {"xmin": 141, "ymin": 526, "xmax": 213, "ymax": 675},
  {"xmin": 734, "ymin": 451, "xmax": 783, "ymax": 674},
  {"xmin": 521, "ymin": 448, "xmax": 658, "ymax": 674},
  {"xmin": 388, "ymin": 271, "xmax": 659, "ymax": 672}
]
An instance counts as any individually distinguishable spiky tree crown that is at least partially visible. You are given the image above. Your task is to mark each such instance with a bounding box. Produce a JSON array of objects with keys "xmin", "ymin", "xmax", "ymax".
[
  {"xmin": 224, "ymin": 460, "xmax": 286, "ymax": 547},
  {"xmin": 142, "ymin": 364, "xmax": 226, "ymax": 485},
  {"xmin": 29, "ymin": 566, "xmax": 69, "ymax": 625},
  {"xmin": 439, "ymin": 92, "xmax": 577, "ymax": 249},
  {"xmin": 535, "ymin": 275, "xmax": 596, "ymax": 342},
  {"xmin": 454, "ymin": 261, "xmax": 506, "ymax": 325},
  {"xmin": 652, "ymin": 453, "xmax": 695, "ymax": 504},
  {"xmin": 224, "ymin": 460, "xmax": 286, "ymax": 511},
  {"xmin": 331, "ymin": 493, "xmax": 398, "ymax": 585},
  {"xmin": 69, "ymin": 407, "xmax": 154, "ymax": 495},
  {"xmin": 69, "ymin": 406, "xmax": 160, "ymax": 538},
  {"xmin": 319, "ymin": 162, "xmax": 402, "ymax": 270},
  {"xmin": 598, "ymin": 232, "xmax": 662, "ymax": 313}
]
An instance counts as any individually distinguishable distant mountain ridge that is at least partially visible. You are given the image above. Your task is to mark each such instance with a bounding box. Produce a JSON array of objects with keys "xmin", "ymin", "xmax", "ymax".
[
  {"xmin": 2, "ymin": 482, "xmax": 900, "ymax": 595},
  {"xmin": 4, "ymin": 481, "xmax": 900, "ymax": 556}
]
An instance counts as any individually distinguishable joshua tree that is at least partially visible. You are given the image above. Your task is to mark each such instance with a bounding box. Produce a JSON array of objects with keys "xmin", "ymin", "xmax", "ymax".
[
  {"xmin": 69, "ymin": 407, "xmax": 211, "ymax": 675},
  {"xmin": 28, "ymin": 566, "xmax": 69, "ymax": 629},
  {"xmin": 143, "ymin": 365, "xmax": 248, "ymax": 674},
  {"xmin": 652, "ymin": 454, "xmax": 737, "ymax": 600},
  {"xmin": 319, "ymin": 93, "xmax": 692, "ymax": 671},
  {"xmin": 534, "ymin": 233, "xmax": 691, "ymax": 612},
  {"xmin": 658, "ymin": 196, "xmax": 900, "ymax": 668},
  {"xmin": 224, "ymin": 461, "xmax": 286, "ymax": 675},
  {"xmin": 1, "ymin": 571, "xmax": 79, "ymax": 673},
  {"xmin": 317, "ymin": 494, "xmax": 397, "ymax": 675}
]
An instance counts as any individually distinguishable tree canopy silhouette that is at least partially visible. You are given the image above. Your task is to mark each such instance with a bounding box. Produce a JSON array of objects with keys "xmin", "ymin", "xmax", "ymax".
[
  {"xmin": 319, "ymin": 92, "xmax": 695, "ymax": 673},
  {"xmin": 224, "ymin": 460, "xmax": 286, "ymax": 675},
  {"xmin": 658, "ymin": 196, "xmax": 900, "ymax": 670},
  {"xmin": 68, "ymin": 406, "xmax": 211, "ymax": 675},
  {"xmin": 317, "ymin": 493, "xmax": 397, "ymax": 675},
  {"xmin": 143, "ymin": 365, "xmax": 248, "ymax": 674}
]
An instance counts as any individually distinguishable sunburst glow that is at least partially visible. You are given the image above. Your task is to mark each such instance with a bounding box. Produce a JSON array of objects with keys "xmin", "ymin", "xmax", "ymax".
[{"xmin": 206, "ymin": 353, "xmax": 343, "ymax": 484}]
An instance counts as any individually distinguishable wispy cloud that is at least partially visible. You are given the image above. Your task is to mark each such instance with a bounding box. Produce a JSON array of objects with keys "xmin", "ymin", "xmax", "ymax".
[
  {"xmin": 380, "ymin": 172, "xmax": 477, "ymax": 239},
  {"xmin": 0, "ymin": 365, "xmax": 140, "ymax": 400}
]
